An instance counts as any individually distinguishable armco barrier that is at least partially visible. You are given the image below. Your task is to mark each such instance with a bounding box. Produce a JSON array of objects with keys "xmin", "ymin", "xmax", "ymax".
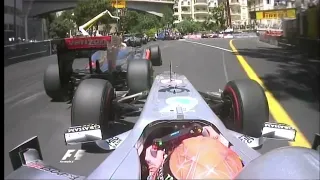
[
  {"xmin": 259, "ymin": 34, "xmax": 319, "ymax": 60},
  {"xmin": 4, "ymin": 40, "xmax": 53, "ymax": 67}
]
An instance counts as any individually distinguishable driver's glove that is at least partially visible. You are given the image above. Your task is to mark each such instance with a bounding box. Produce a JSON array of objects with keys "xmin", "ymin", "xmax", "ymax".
[
  {"xmin": 145, "ymin": 145, "xmax": 165, "ymax": 180},
  {"xmin": 202, "ymin": 126, "xmax": 219, "ymax": 139}
]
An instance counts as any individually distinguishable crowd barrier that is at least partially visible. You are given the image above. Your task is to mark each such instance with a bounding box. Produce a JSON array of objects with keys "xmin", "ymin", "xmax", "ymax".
[
  {"xmin": 259, "ymin": 34, "xmax": 319, "ymax": 60},
  {"xmin": 4, "ymin": 41, "xmax": 56, "ymax": 67}
]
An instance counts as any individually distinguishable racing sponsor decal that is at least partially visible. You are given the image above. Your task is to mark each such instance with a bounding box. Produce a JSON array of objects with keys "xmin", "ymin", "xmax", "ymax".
[
  {"xmin": 160, "ymin": 96, "xmax": 198, "ymax": 113},
  {"xmin": 60, "ymin": 149, "xmax": 85, "ymax": 163},
  {"xmin": 27, "ymin": 162, "xmax": 81, "ymax": 180},
  {"xmin": 159, "ymin": 87, "xmax": 190, "ymax": 94},
  {"xmin": 160, "ymin": 79, "xmax": 183, "ymax": 85},
  {"xmin": 105, "ymin": 136, "xmax": 122, "ymax": 148},
  {"xmin": 264, "ymin": 122, "xmax": 293, "ymax": 130},
  {"xmin": 238, "ymin": 135, "xmax": 254, "ymax": 144},
  {"xmin": 64, "ymin": 36, "xmax": 111, "ymax": 49},
  {"xmin": 166, "ymin": 96, "xmax": 198, "ymax": 107},
  {"xmin": 67, "ymin": 124, "xmax": 100, "ymax": 133}
]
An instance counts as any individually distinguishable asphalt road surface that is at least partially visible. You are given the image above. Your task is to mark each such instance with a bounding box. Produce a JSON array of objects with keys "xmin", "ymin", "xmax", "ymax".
[{"xmin": 4, "ymin": 38, "xmax": 319, "ymax": 177}]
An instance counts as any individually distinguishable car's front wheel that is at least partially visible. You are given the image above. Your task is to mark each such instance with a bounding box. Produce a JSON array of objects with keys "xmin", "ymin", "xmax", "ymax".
[{"xmin": 221, "ymin": 79, "xmax": 269, "ymax": 138}]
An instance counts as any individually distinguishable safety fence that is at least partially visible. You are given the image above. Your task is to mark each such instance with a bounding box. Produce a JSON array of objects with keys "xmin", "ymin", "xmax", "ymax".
[
  {"xmin": 4, "ymin": 40, "xmax": 57, "ymax": 67},
  {"xmin": 259, "ymin": 33, "xmax": 320, "ymax": 60}
]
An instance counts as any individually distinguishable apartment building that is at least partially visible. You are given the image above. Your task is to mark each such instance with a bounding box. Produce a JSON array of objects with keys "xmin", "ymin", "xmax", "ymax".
[
  {"xmin": 4, "ymin": 0, "xmax": 24, "ymax": 43},
  {"xmin": 173, "ymin": 0, "xmax": 219, "ymax": 23},
  {"xmin": 228, "ymin": 0, "xmax": 250, "ymax": 26},
  {"xmin": 248, "ymin": 0, "xmax": 296, "ymax": 25}
]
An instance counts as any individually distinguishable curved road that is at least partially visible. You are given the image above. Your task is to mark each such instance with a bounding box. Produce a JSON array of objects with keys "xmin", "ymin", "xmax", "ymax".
[{"xmin": 4, "ymin": 38, "xmax": 319, "ymax": 177}]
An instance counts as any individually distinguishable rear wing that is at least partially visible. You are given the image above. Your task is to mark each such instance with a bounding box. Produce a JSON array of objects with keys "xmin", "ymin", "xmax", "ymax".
[
  {"xmin": 54, "ymin": 35, "xmax": 122, "ymax": 74},
  {"xmin": 62, "ymin": 36, "xmax": 122, "ymax": 50}
]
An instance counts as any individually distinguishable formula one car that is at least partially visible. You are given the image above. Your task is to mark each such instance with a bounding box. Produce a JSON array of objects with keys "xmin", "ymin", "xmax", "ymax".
[
  {"xmin": 7, "ymin": 63, "xmax": 320, "ymax": 179},
  {"xmin": 43, "ymin": 35, "xmax": 162, "ymax": 102}
]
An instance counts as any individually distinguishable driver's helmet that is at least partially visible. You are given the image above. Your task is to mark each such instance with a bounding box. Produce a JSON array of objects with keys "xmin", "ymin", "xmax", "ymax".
[{"xmin": 164, "ymin": 136, "xmax": 243, "ymax": 179}]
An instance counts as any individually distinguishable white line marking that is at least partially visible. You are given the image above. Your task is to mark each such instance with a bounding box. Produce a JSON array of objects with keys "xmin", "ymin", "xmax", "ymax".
[
  {"xmin": 183, "ymin": 40, "xmax": 233, "ymax": 52},
  {"xmin": 222, "ymin": 51, "xmax": 229, "ymax": 82},
  {"xmin": 9, "ymin": 91, "xmax": 45, "ymax": 109},
  {"xmin": 8, "ymin": 50, "xmax": 47, "ymax": 60}
]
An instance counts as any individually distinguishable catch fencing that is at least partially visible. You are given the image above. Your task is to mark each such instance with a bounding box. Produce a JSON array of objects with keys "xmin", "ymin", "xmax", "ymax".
[{"xmin": 4, "ymin": 40, "xmax": 57, "ymax": 67}]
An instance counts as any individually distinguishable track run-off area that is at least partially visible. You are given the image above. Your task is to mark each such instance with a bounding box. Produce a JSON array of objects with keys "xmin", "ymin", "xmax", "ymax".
[{"xmin": 4, "ymin": 38, "xmax": 319, "ymax": 177}]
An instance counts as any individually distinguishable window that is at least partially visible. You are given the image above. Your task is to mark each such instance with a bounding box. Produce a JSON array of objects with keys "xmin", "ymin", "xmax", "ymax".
[
  {"xmin": 188, "ymin": 1, "xmax": 190, "ymax": 5},
  {"xmin": 9, "ymin": 24, "xmax": 14, "ymax": 31},
  {"xmin": 182, "ymin": 7, "xmax": 188, "ymax": 11},
  {"xmin": 266, "ymin": 0, "xmax": 270, "ymax": 4},
  {"xmin": 4, "ymin": 5, "xmax": 22, "ymax": 16}
]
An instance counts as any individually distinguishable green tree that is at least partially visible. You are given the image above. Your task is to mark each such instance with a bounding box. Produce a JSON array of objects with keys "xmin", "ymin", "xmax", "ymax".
[
  {"xmin": 145, "ymin": 27, "xmax": 157, "ymax": 37},
  {"xmin": 160, "ymin": 7, "xmax": 174, "ymax": 28},
  {"xmin": 120, "ymin": 10, "xmax": 140, "ymax": 33},
  {"xmin": 202, "ymin": 15, "xmax": 219, "ymax": 31},
  {"xmin": 176, "ymin": 19, "xmax": 201, "ymax": 34},
  {"xmin": 121, "ymin": 10, "xmax": 160, "ymax": 33},
  {"xmin": 49, "ymin": 10, "xmax": 75, "ymax": 38},
  {"xmin": 137, "ymin": 14, "xmax": 160, "ymax": 32},
  {"xmin": 209, "ymin": 3, "xmax": 226, "ymax": 30},
  {"xmin": 72, "ymin": 0, "xmax": 114, "ymax": 28}
]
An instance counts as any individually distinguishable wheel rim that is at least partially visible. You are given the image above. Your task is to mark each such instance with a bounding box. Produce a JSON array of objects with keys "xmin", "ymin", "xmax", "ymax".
[{"xmin": 222, "ymin": 95, "xmax": 238, "ymax": 131}]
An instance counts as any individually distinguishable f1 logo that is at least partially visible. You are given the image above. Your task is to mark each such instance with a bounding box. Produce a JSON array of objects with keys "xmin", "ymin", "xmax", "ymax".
[{"xmin": 60, "ymin": 149, "xmax": 85, "ymax": 163}]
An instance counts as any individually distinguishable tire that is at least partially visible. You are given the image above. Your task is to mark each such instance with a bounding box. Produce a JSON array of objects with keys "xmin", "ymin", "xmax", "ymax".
[
  {"xmin": 43, "ymin": 64, "xmax": 68, "ymax": 101},
  {"xmin": 127, "ymin": 59, "xmax": 153, "ymax": 94},
  {"xmin": 222, "ymin": 79, "xmax": 269, "ymax": 138},
  {"xmin": 71, "ymin": 79, "xmax": 114, "ymax": 137},
  {"xmin": 149, "ymin": 45, "xmax": 162, "ymax": 66}
]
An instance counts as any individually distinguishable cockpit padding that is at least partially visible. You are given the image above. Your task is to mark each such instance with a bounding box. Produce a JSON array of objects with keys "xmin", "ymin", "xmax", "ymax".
[{"xmin": 235, "ymin": 146, "xmax": 320, "ymax": 179}]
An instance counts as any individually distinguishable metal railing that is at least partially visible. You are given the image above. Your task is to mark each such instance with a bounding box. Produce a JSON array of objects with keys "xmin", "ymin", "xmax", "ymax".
[
  {"xmin": 4, "ymin": 40, "xmax": 55, "ymax": 67},
  {"xmin": 194, "ymin": 0, "xmax": 207, "ymax": 4}
]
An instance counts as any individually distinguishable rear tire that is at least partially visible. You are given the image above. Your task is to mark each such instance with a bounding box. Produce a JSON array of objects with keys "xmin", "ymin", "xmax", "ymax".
[
  {"xmin": 149, "ymin": 45, "xmax": 162, "ymax": 66},
  {"xmin": 71, "ymin": 79, "xmax": 114, "ymax": 138},
  {"xmin": 127, "ymin": 59, "xmax": 153, "ymax": 94},
  {"xmin": 43, "ymin": 64, "xmax": 68, "ymax": 101},
  {"xmin": 222, "ymin": 79, "xmax": 269, "ymax": 138}
]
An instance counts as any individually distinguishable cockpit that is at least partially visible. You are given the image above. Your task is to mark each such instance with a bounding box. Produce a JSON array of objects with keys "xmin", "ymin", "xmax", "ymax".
[{"xmin": 137, "ymin": 120, "xmax": 243, "ymax": 179}]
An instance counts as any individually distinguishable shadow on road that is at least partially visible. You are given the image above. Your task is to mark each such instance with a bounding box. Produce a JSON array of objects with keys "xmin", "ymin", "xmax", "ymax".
[{"xmin": 235, "ymin": 46, "xmax": 319, "ymax": 111}]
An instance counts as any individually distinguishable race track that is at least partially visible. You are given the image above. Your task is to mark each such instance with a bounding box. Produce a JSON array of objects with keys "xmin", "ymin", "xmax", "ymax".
[{"xmin": 4, "ymin": 38, "xmax": 319, "ymax": 177}]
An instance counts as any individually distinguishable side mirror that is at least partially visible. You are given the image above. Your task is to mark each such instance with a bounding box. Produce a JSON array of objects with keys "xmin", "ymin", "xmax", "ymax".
[
  {"xmin": 262, "ymin": 122, "xmax": 296, "ymax": 141},
  {"xmin": 9, "ymin": 137, "xmax": 43, "ymax": 170},
  {"xmin": 64, "ymin": 124, "xmax": 102, "ymax": 145}
]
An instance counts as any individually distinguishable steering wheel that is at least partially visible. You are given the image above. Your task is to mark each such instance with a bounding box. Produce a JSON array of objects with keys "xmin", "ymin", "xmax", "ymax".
[{"xmin": 151, "ymin": 123, "xmax": 204, "ymax": 153}]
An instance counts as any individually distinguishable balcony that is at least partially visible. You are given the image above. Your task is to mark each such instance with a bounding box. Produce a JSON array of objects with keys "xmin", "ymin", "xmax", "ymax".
[
  {"xmin": 208, "ymin": 2, "xmax": 217, "ymax": 8},
  {"xmin": 174, "ymin": 20, "xmax": 181, "ymax": 24},
  {"xmin": 174, "ymin": 11, "xmax": 179, "ymax": 15},
  {"xmin": 195, "ymin": 19, "xmax": 206, "ymax": 22},
  {"xmin": 230, "ymin": 11, "xmax": 240, "ymax": 15},
  {"xmin": 194, "ymin": 10, "xmax": 208, "ymax": 14},
  {"xmin": 181, "ymin": 2, "xmax": 191, "ymax": 6},
  {"xmin": 181, "ymin": 10, "xmax": 192, "ymax": 14},
  {"xmin": 229, "ymin": 0, "xmax": 240, "ymax": 5},
  {"xmin": 231, "ymin": 15, "xmax": 241, "ymax": 21},
  {"xmin": 194, "ymin": 0, "xmax": 208, "ymax": 6}
]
